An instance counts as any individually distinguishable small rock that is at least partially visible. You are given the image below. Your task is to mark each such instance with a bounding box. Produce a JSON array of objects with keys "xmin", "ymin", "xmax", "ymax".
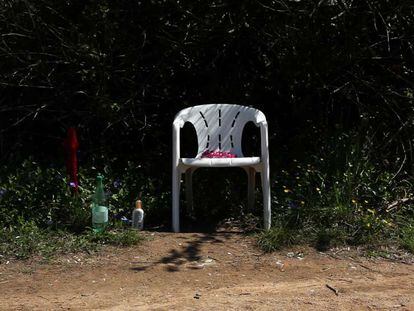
[
  {"xmin": 194, "ymin": 264, "xmax": 204, "ymax": 269},
  {"xmin": 275, "ymin": 260, "xmax": 285, "ymax": 271}
]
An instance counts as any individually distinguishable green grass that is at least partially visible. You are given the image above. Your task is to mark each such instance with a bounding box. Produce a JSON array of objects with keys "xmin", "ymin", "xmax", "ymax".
[
  {"xmin": 257, "ymin": 221, "xmax": 414, "ymax": 255},
  {"xmin": 257, "ymin": 227, "xmax": 297, "ymax": 252},
  {"xmin": 0, "ymin": 221, "xmax": 143, "ymax": 261},
  {"xmin": 314, "ymin": 228, "xmax": 348, "ymax": 251},
  {"xmin": 400, "ymin": 223, "xmax": 414, "ymax": 253}
]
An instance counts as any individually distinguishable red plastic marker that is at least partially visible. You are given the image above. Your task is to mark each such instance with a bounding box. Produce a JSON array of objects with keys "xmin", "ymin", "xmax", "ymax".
[{"xmin": 63, "ymin": 127, "xmax": 79, "ymax": 193}]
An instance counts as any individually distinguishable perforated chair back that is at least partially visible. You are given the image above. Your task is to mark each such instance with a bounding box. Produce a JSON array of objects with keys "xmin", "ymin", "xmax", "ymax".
[{"xmin": 173, "ymin": 104, "xmax": 266, "ymax": 158}]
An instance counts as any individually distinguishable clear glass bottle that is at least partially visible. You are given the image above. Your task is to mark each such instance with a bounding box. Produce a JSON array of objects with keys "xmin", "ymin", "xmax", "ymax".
[
  {"xmin": 92, "ymin": 174, "xmax": 108, "ymax": 233},
  {"xmin": 132, "ymin": 199, "xmax": 144, "ymax": 230}
]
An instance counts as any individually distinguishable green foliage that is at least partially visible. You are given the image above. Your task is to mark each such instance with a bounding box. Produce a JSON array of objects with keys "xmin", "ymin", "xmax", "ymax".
[
  {"xmin": 0, "ymin": 158, "xmax": 164, "ymax": 261},
  {"xmin": 257, "ymin": 227, "xmax": 297, "ymax": 252},
  {"xmin": 86, "ymin": 229, "xmax": 143, "ymax": 247},
  {"xmin": 0, "ymin": 158, "xmax": 170, "ymax": 231},
  {"xmin": 400, "ymin": 222, "xmax": 414, "ymax": 253},
  {"xmin": 0, "ymin": 219, "xmax": 47, "ymax": 259},
  {"xmin": 0, "ymin": 160, "xmax": 68, "ymax": 226},
  {"xmin": 0, "ymin": 220, "xmax": 142, "ymax": 260},
  {"xmin": 258, "ymin": 130, "xmax": 414, "ymax": 252},
  {"xmin": 0, "ymin": 159, "xmax": 92, "ymax": 231},
  {"xmin": 315, "ymin": 228, "xmax": 347, "ymax": 251}
]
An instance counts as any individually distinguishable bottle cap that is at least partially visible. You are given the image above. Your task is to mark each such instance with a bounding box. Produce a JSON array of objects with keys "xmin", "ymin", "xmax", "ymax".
[{"xmin": 136, "ymin": 199, "xmax": 142, "ymax": 209}]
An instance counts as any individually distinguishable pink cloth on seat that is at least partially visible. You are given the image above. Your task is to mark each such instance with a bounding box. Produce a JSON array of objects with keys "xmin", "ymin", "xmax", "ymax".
[{"xmin": 201, "ymin": 150, "xmax": 237, "ymax": 158}]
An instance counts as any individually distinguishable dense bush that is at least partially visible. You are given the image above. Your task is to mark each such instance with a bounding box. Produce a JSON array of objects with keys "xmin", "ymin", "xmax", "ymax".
[
  {"xmin": 1, "ymin": 0, "xmax": 412, "ymax": 164},
  {"xmin": 0, "ymin": 0, "xmax": 413, "ymax": 252},
  {"xmin": 0, "ymin": 159, "xmax": 171, "ymax": 230}
]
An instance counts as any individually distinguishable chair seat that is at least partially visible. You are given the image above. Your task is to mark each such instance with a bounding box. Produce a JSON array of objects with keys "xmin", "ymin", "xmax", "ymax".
[{"xmin": 180, "ymin": 157, "xmax": 261, "ymax": 168}]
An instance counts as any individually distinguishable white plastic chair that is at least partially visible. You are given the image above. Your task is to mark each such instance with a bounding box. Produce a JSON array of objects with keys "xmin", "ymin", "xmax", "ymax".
[{"xmin": 172, "ymin": 104, "xmax": 271, "ymax": 232}]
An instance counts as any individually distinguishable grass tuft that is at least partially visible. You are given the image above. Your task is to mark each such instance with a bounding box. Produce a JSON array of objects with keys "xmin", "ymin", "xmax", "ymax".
[
  {"xmin": 257, "ymin": 227, "xmax": 297, "ymax": 252},
  {"xmin": 400, "ymin": 223, "xmax": 414, "ymax": 253},
  {"xmin": 0, "ymin": 222, "xmax": 143, "ymax": 261}
]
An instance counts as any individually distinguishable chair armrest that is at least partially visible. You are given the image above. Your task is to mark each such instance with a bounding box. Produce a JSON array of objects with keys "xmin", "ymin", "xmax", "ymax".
[
  {"xmin": 253, "ymin": 110, "xmax": 267, "ymax": 126},
  {"xmin": 259, "ymin": 121, "xmax": 269, "ymax": 161},
  {"xmin": 253, "ymin": 111, "xmax": 269, "ymax": 160},
  {"xmin": 172, "ymin": 119, "xmax": 184, "ymax": 167}
]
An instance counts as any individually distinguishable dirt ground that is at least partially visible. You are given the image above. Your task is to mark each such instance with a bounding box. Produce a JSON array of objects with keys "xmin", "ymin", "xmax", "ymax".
[{"xmin": 0, "ymin": 232, "xmax": 414, "ymax": 310}]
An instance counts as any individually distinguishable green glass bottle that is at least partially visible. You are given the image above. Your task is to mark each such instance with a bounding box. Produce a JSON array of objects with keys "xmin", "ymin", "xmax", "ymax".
[{"xmin": 91, "ymin": 174, "xmax": 108, "ymax": 233}]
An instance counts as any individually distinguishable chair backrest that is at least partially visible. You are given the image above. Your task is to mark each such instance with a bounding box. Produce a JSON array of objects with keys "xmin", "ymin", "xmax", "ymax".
[{"xmin": 174, "ymin": 104, "xmax": 266, "ymax": 158}]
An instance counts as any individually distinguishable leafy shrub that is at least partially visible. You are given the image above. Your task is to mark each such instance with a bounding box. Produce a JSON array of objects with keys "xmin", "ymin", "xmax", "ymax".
[
  {"xmin": 0, "ymin": 158, "xmax": 171, "ymax": 231},
  {"xmin": 0, "ymin": 160, "xmax": 71, "ymax": 226}
]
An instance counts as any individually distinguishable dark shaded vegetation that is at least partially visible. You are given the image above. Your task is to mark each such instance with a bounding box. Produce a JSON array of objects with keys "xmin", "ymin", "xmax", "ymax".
[{"xmin": 0, "ymin": 0, "xmax": 413, "ymax": 256}]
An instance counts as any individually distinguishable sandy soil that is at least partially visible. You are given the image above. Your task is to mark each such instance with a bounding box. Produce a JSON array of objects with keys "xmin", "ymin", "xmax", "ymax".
[{"xmin": 0, "ymin": 232, "xmax": 413, "ymax": 310}]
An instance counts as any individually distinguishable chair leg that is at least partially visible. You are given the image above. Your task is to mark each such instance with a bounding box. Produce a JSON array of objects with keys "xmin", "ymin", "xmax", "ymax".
[
  {"xmin": 185, "ymin": 168, "xmax": 194, "ymax": 216},
  {"xmin": 172, "ymin": 167, "xmax": 181, "ymax": 232},
  {"xmin": 261, "ymin": 165, "xmax": 271, "ymax": 230},
  {"xmin": 247, "ymin": 167, "xmax": 256, "ymax": 210}
]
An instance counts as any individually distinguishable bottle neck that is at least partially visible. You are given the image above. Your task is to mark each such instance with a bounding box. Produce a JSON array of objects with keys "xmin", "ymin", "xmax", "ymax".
[
  {"xmin": 94, "ymin": 176, "xmax": 105, "ymax": 205},
  {"xmin": 96, "ymin": 176, "xmax": 103, "ymax": 188}
]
